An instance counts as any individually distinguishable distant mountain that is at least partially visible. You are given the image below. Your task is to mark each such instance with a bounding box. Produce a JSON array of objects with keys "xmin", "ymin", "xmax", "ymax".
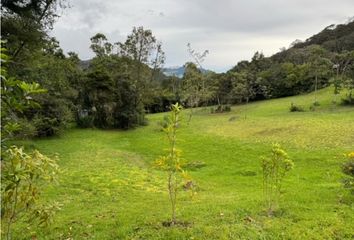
[
  {"xmin": 162, "ymin": 66, "xmax": 210, "ymax": 78},
  {"xmin": 162, "ymin": 66, "xmax": 185, "ymax": 78}
]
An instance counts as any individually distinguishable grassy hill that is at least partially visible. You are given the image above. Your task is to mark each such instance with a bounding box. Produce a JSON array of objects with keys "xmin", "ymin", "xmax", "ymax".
[{"xmin": 16, "ymin": 87, "xmax": 354, "ymax": 239}]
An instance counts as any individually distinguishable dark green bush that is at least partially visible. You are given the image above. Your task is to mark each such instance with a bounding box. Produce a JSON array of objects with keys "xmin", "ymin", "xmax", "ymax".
[
  {"xmin": 341, "ymin": 95, "xmax": 354, "ymax": 105},
  {"xmin": 312, "ymin": 101, "xmax": 320, "ymax": 106},
  {"xmin": 289, "ymin": 103, "xmax": 304, "ymax": 112},
  {"xmin": 32, "ymin": 115, "xmax": 62, "ymax": 137}
]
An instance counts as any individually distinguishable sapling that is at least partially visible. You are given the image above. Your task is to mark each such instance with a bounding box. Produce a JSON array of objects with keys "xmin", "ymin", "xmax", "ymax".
[
  {"xmin": 261, "ymin": 143, "xmax": 294, "ymax": 215},
  {"xmin": 155, "ymin": 103, "xmax": 189, "ymax": 225}
]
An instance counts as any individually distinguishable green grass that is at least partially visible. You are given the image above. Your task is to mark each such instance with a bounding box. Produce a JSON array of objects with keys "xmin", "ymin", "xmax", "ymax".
[{"xmin": 14, "ymin": 88, "xmax": 354, "ymax": 239}]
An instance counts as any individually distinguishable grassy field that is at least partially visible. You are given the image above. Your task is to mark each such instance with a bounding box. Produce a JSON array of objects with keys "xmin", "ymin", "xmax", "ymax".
[{"xmin": 15, "ymin": 88, "xmax": 354, "ymax": 239}]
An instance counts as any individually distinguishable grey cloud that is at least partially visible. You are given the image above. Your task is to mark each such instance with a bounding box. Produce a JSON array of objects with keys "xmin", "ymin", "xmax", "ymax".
[{"xmin": 51, "ymin": 0, "xmax": 354, "ymax": 72}]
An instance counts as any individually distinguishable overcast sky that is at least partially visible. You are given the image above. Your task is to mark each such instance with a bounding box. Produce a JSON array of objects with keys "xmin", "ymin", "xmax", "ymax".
[{"xmin": 51, "ymin": 0, "xmax": 354, "ymax": 72}]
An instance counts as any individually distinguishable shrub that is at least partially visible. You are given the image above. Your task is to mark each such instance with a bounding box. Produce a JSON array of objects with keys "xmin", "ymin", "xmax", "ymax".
[
  {"xmin": 341, "ymin": 96, "xmax": 354, "ymax": 105},
  {"xmin": 342, "ymin": 152, "xmax": 354, "ymax": 194},
  {"xmin": 309, "ymin": 101, "xmax": 320, "ymax": 111},
  {"xmin": 312, "ymin": 101, "xmax": 320, "ymax": 106},
  {"xmin": 261, "ymin": 143, "xmax": 294, "ymax": 215},
  {"xmin": 32, "ymin": 115, "xmax": 62, "ymax": 137},
  {"xmin": 27, "ymin": 96, "xmax": 73, "ymax": 137},
  {"xmin": 1, "ymin": 146, "xmax": 60, "ymax": 239},
  {"xmin": 289, "ymin": 103, "xmax": 304, "ymax": 112}
]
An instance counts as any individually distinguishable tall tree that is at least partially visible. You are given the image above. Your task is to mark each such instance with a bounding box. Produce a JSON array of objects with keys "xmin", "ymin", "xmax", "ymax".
[
  {"xmin": 116, "ymin": 26, "xmax": 165, "ymax": 118},
  {"xmin": 1, "ymin": 0, "xmax": 67, "ymax": 60},
  {"xmin": 187, "ymin": 43, "xmax": 209, "ymax": 104},
  {"xmin": 308, "ymin": 45, "xmax": 332, "ymax": 103},
  {"xmin": 182, "ymin": 62, "xmax": 203, "ymax": 122}
]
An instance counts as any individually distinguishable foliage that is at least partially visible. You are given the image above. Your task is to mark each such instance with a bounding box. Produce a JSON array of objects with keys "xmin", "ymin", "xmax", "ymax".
[
  {"xmin": 117, "ymin": 26, "xmax": 165, "ymax": 106},
  {"xmin": 77, "ymin": 28, "xmax": 166, "ymax": 129},
  {"xmin": 342, "ymin": 152, "xmax": 354, "ymax": 194},
  {"xmin": 289, "ymin": 103, "xmax": 304, "ymax": 112},
  {"xmin": 1, "ymin": 146, "xmax": 60, "ymax": 240},
  {"xmin": 155, "ymin": 103, "xmax": 190, "ymax": 224},
  {"xmin": 1, "ymin": 46, "xmax": 61, "ymax": 239},
  {"xmin": 182, "ymin": 62, "xmax": 204, "ymax": 122},
  {"xmin": 78, "ymin": 56, "xmax": 146, "ymax": 129},
  {"xmin": 261, "ymin": 143, "xmax": 294, "ymax": 215},
  {"xmin": 1, "ymin": 0, "xmax": 67, "ymax": 61},
  {"xmin": 1, "ymin": 46, "xmax": 46, "ymax": 141}
]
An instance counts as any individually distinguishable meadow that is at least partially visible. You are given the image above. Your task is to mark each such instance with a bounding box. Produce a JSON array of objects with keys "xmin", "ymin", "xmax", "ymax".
[{"xmin": 16, "ymin": 88, "xmax": 354, "ymax": 239}]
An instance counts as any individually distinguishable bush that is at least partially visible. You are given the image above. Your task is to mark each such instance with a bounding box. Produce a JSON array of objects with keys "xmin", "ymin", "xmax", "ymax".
[
  {"xmin": 3, "ymin": 119, "xmax": 37, "ymax": 140},
  {"xmin": 113, "ymin": 108, "xmax": 146, "ymax": 129},
  {"xmin": 1, "ymin": 146, "xmax": 60, "ymax": 239},
  {"xmin": 261, "ymin": 143, "xmax": 294, "ymax": 215},
  {"xmin": 341, "ymin": 96, "xmax": 354, "ymax": 105},
  {"xmin": 289, "ymin": 103, "xmax": 304, "ymax": 112},
  {"xmin": 32, "ymin": 115, "xmax": 62, "ymax": 137},
  {"xmin": 312, "ymin": 101, "xmax": 320, "ymax": 106},
  {"xmin": 309, "ymin": 101, "xmax": 320, "ymax": 111},
  {"xmin": 28, "ymin": 97, "xmax": 73, "ymax": 137}
]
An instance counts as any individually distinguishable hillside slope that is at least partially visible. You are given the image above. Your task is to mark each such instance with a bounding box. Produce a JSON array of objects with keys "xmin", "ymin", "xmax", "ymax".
[{"xmin": 15, "ymin": 88, "xmax": 354, "ymax": 239}]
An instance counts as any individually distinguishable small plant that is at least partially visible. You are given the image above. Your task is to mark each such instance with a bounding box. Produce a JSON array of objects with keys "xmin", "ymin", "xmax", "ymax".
[
  {"xmin": 261, "ymin": 143, "xmax": 294, "ymax": 215},
  {"xmin": 289, "ymin": 103, "xmax": 304, "ymax": 112},
  {"xmin": 312, "ymin": 101, "xmax": 320, "ymax": 106},
  {"xmin": 155, "ymin": 103, "xmax": 190, "ymax": 225},
  {"xmin": 1, "ymin": 146, "xmax": 60, "ymax": 239},
  {"xmin": 309, "ymin": 101, "xmax": 320, "ymax": 111},
  {"xmin": 342, "ymin": 152, "xmax": 354, "ymax": 194}
]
